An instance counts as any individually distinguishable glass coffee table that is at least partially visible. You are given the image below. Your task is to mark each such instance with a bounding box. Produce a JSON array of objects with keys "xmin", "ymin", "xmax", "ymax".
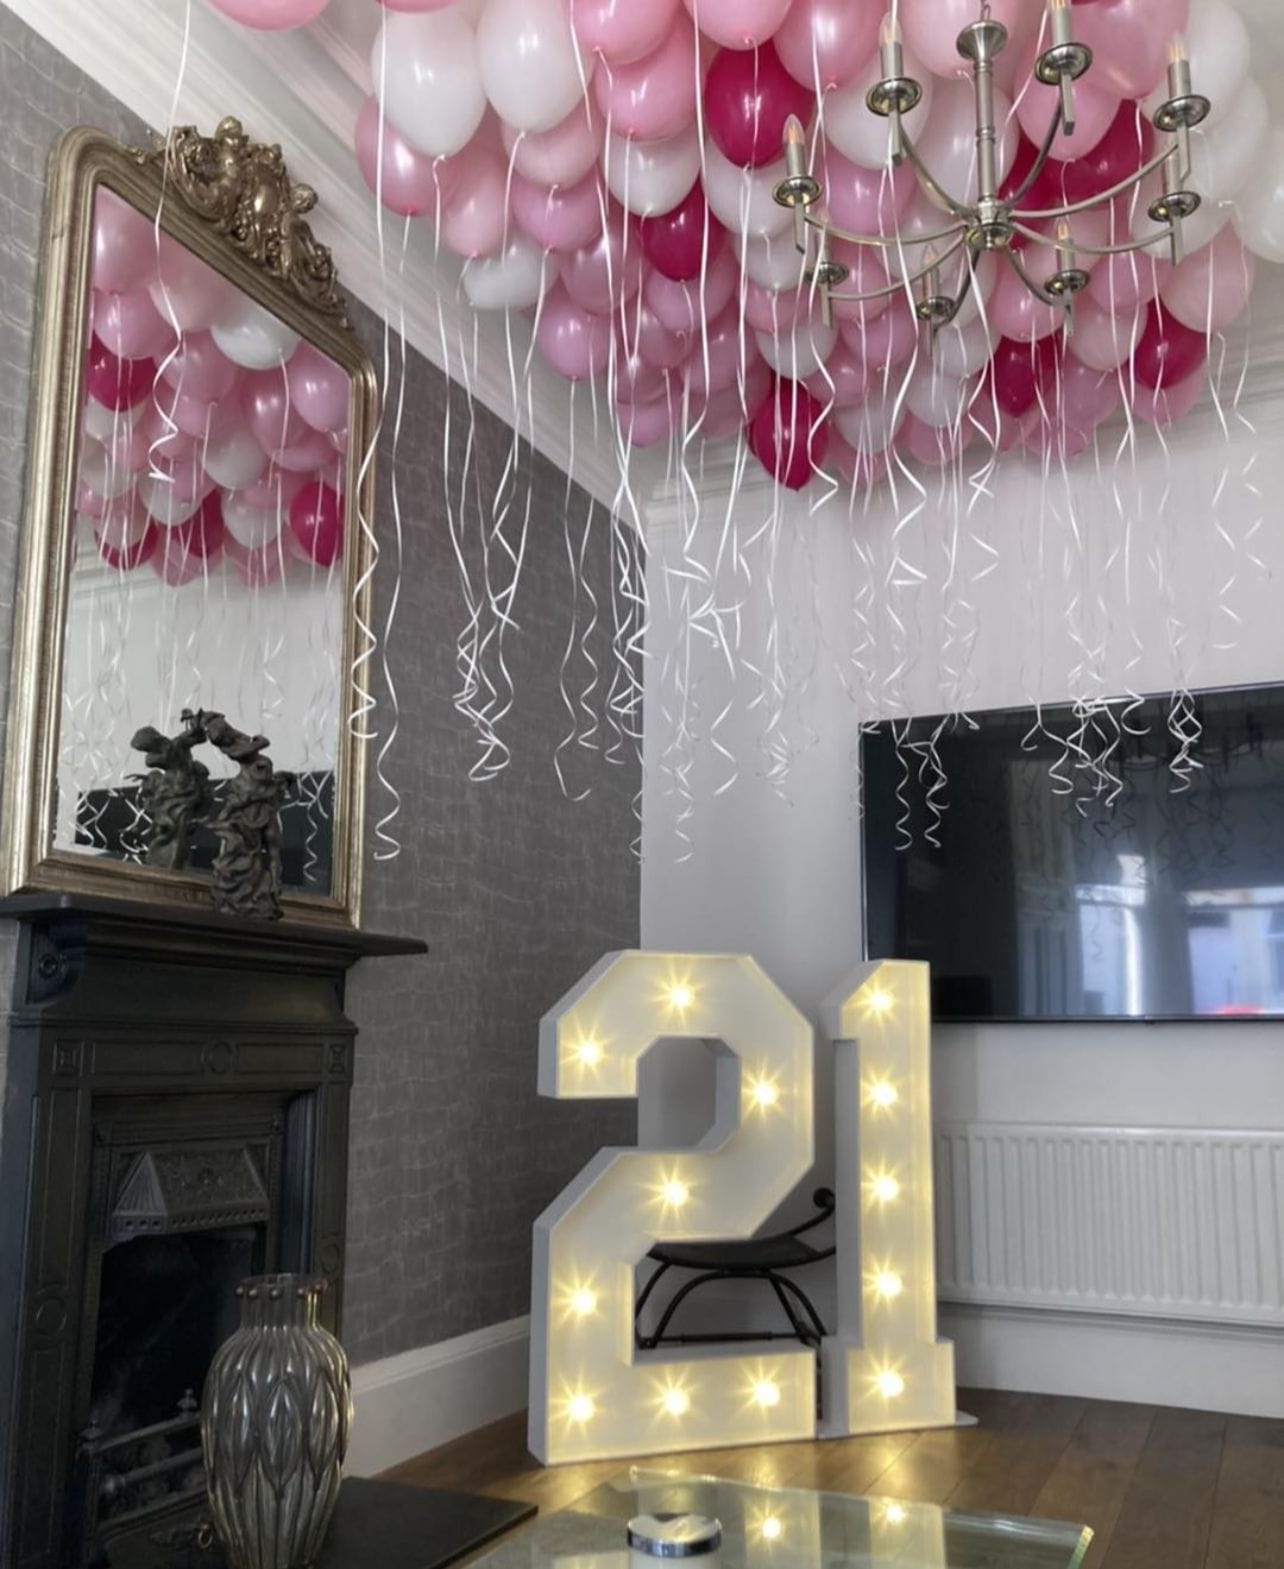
[{"xmin": 471, "ymin": 1469, "xmax": 1091, "ymax": 1569}]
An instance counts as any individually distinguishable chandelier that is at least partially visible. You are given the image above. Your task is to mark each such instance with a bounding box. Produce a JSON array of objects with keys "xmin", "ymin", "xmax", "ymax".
[{"xmin": 773, "ymin": 0, "xmax": 1211, "ymax": 330}]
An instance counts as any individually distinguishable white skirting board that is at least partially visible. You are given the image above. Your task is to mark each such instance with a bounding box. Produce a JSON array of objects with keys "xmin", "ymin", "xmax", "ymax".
[
  {"xmin": 942, "ymin": 1302, "xmax": 1284, "ymax": 1419},
  {"xmin": 344, "ymin": 1316, "xmax": 531, "ymax": 1478}
]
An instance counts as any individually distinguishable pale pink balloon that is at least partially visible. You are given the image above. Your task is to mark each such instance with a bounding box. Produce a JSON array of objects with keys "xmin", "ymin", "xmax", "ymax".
[
  {"xmin": 378, "ymin": 0, "xmax": 468, "ymax": 10},
  {"xmin": 92, "ymin": 289, "xmax": 176, "ymax": 361},
  {"xmin": 561, "ymin": 212, "xmax": 644, "ymax": 315},
  {"xmin": 1072, "ymin": 0, "xmax": 1189, "ymax": 100},
  {"xmin": 536, "ymin": 281, "xmax": 613, "ymax": 379},
  {"xmin": 742, "ymin": 281, "xmax": 810, "ymax": 335},
  {"xmin": 242, "ymin": 368, "xmax": 308, "ymax": 455},
  {"xmin": 148, "ymin": 450, "xmax": 214, "ymax": 507},
  {"xmin": 160, "ymin": 329, "xmax": 239, "ymax": 400},
  {"xmin": 617, "ymin": 394, "xmax": 675, "ymax": 446},
  {"xmin": 503, "ymin": 102, "xmax": 603, "ymax": 187},
  {"xmin": 840, "ymin": 305, "xmax": 919, "ymax": 373},
  {"xmin": 773, "ymin": 0, "xmax": 881, "ymax": 91},
  {"xmin": 687, "ymin": 353, "xmax": 771, "ymax": 426},
  {"xmin": 233, "ymin": 542, "xmax": 287, "ymax": 589},
  {"xmin": 593, "ymin": 14, "xmax": 696, "ymax": 141},
  {"xmin": 681, "ymin": 308, "xmax": 753, "ymax": 398},
  {"xmin": 680, "ymin": 0, "xmax": 791, "ymax": 51},
  {"xmin": 207, "ymin": 0, "xmax": 327, "ymax": 28},
  {"xmin": 1071, "ymin": 296, "xmax": 1145, "ymax": 373},
  {"xmin": 287, "ymin": 341, "xmax": 350, "ymax": 434},
  {"xmin": 154, "ymin": 547, "xmax": 205, "ymax": 588},
  {"xmin": 988, "ymin": 257, "xmax": 1063, "ymax": 341},
  {"xmin": 92, "ymin": 189, "xmax": 156, "ymax": 295},
  {"xmin": 354, "ymin": 95, "xmax": 457, "ymax": 216},
  {"xmin": 439, "ymin": 148, "xmax": 510, "ymax": 259},
  {"xmin": 816, "ymin": 142, "xmax": 915, "ymax": 239},
  {"xmin": 901, "ymin": 0, "xmax": 1030, "ymax": 81},
  {"xmin": 159, "ymin": 387, "xmax": 232, "ymax": 442},
  {"xmin": 239, "ymin": 467, "xmax": 307, "ymax": 511},
  {"xmin": 150, "ymin": 235, "xmax": 238, "ymax": 332},
  {"xmin": 510, "ymin": 168, "xmax": 605, "ymax": 253},
  {"xmin": 827, "ymin": 242, "xmax": 892, "ymax": 326},
  {"xmin": 137, "ymin": 405, "xmax": 198, "ymax": 467},
  {"xmin": 1160, "ymin": 226, "xmax": 1256, "ymax": 334},
  {"xmin": 573, "ymin": 0, "xmax": 680, "ymax": 65},
  {"xmin": 1131, "ymin": 367, "xmax": 1205, "ymax": 427},
  {"xmin": 76, "ymin": 483, "xmax": 113, "ymax": 520},
  {"xmin": 805, "ymin": 335, "xmax": 868, "ymax": 407},
  {"xmin": 827, "ymin": 432, "xmax": 888, "ymax": 490},
  {"xmin": 1026, "ymin": 414, "xmax": 1094, "ymax": 461},
  {"xmin": 897, "ymin": 410, "xmax": 975, "ymax": 468},
  {"xmin": 97, "ymin": 492, "xmax": 151, "ymax": 550},
  {"xmin": 104, "ymin": 420, "xmax": 153, "ymax": 474},
  {"xmin": 272, "ymin": 428, "xmax": 334, "ymax": 473},
  {"xmin": 1058, "ymin": 356, "xmax": 1121, "ymax": 432},
  {"xmin": 614, "ymin": 349, "xmax": 671, "ymax": 406},
  {"xmin": 139, "ymin": 471, "xmax": 207, "ymax": 527},
  {"xmin": 1016, "ymin": 34, "xmax": 1121, "ymax": 161},
  {"xmin": 1087, "ymin": 242, "xmax": 1172, "ymax": 314},
  {"xmin": 630, "ymin": 300, "xmax": 690, "ymax": 367},
  {"xmin": 642, "ymin": 247, "xmax": 737, "ymax": 335}
]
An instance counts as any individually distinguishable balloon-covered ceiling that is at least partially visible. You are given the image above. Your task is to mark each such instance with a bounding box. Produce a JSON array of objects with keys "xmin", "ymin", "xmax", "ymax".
[{"xmin": 203, "ymin": 0, "xmax": 1282, "ymax": 497}]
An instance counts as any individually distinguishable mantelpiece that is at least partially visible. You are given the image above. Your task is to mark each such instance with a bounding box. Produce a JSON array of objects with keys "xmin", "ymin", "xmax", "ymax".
[{"xmin": 0, "ymin": 893, "xmax": 424, "ymax": 1569}]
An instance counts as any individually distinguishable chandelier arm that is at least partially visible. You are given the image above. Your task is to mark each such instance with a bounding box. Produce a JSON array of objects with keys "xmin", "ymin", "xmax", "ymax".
[
  {"xmin": 899, "ymin": 129, "xmax": 971, "ymax": 219},
  {"xmin": 936, "ymin": 246, "xmax": 979, "ymax": 326},
  {"xmin": 803, "ymin": 210, "xmax": 968, "ymax": 252},
  {"xmin": 1014, "ymin": 144, "xmax": 1173, "ymax": 221},
  {"xmin": 1003, "ymin": 100, "xmax": 1066, "ymax": 209},
  {"xmin": 826, "ymin": 232, "xmax": 969, "ymax": 305},
  {"xmin": 1008, "ymin": 220, "xmax": 1177, "ymax": 258},
  {"xmin": 1003, "ymin": 245, "xmax": 1062, "ymax": 309}
]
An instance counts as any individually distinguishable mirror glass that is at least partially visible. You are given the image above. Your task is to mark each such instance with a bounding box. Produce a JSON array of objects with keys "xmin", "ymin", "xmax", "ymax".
[{"xmin": 57, "ymin": 185, "xmax": 352, "ymax": 899}]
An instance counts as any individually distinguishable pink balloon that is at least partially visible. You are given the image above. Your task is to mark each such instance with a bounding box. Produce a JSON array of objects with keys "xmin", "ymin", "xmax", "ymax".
[
  {"xmin": 439, "ymin": 148, "xmax": 509, "ymax": 259},
  {"xmin": 378, "ymin": 0, "xmax": 467, "ymax": 9},
  {"xmin": 536, "ymin": 281, "xmax": 613, "ymax": 379},
  {"xmin": 289, "ymin": 481, "xmax": 344, "ymax": 567},
  {"xmin": 1160, "ymin": 227, "xmax": 1256, "ymax": 334},
  {"xmin": 160, "ymin": 329, "xmax": 238, "ymax": 401},
  {"xmin": 207, "ymin": 0, "xmax": 327, "ymax": 28},
  {"xmin": 1057, "ymin": 354, "xmax": 1122, "ymax": 431},
  {"xmin": 680, "ymin": 0, "xmax": 791, "ymax": 51},
  {"xmin": 816, "ymin": 142, "xmax": 914, "ymax": 238},
  {"xmin": 1072, "ymin": 0, "xmax": 1189, "ymax": 99},
  {"xmin": 827, "ymin": 242, "xmax": 892, "ymax": 326},
  {"xmin": 287, "ymin": 341, "xmax": 350, "ymax": 434},
  {"xmin": 242, "ymin": 368, "xmax": 307, "ymax": 455},
  {"xmin": 617, "ymin": 394, "xmax": 675, "ymax": 446},
  {"xmin": 773, "ymin": 0, "xmax": 881, "ymax": 91},
  {"xmin": 503, "ymin": 102, "xmax": 603, "ymax": 187},
  {"xmin": 988, "ymin": 257, "xmax": 1063, "ymax": 341},
  {"xmin": 630, "ymin": 300, "xmax": 690, "ymax": 368},
  {"xmin": 742, "ymin": 280, "xmax": 812, "ymax": 335},
  {"xmin": 273, "ymin": 428, "xmax": 334, "ymax": 472},
  {"xmin": 561, "ymin": 211, "xmax": 644, "ymax": 315},
  {"xmin": 92, "ymin": 188, "xmax": 156, "ymax": 295},
  {"xmin": 689, "ymin": 355, "xmax": 772, "ymax": 430},
  {"xmin": 827, "ymin": 432, "xmax": 888, "ymax": 490},
  {"xmin": 900, "ymin": 0, "xmax": 1030, "ymax": 81},
  {"xmin": 147, "ymin": 448, "xmax": 214, "ymax": 508},
  {"xmin": 354, "ymin": 95, "xmax": 455, "ymax": 216},
  {"xmin": 1087, "ymin": 240, "xmax": 1172, "ymax": 314},
  {"xmin": 593, "ymin": 14, "xmax": 697, "ymax": 141},
  {"xmin": 233, "ymin": 543, "xmax": 287, "ymax": 589},
  {"xmin": 1016, "ymin": 31, "xmax": 1121, "ymax": 161},
  {"xmin": 96, "ymin": 492, "xmax": 151, "ymax": 550},
  {"xmin": 1131, "ymin": 366, "xmax": 1204, "ymax": 426},
  {"xmin": 805, "ymin": 335, "xmax": 868, "ymax": 407},
  {"xmin": 97, "ymin": 521, "xmax": 158, "ymax": 572},
  {"xmin": 239, "ymin": 467, "xmax": 307, "ymax": 511},
  {"xmin": 840, "ymin": 306, "xmax": 919, "ymax": 373},
  {"xmin": 680, "ymin": 308, "xmax": 754, "ymax": 398},
  {"xmin": 643, "ymin": 247, "xmax": 738, "ymax": 335},
  {"xmin": 156, "ymin": 386, "xmax": 232, "ymax": 442},
  {"xmin": 103, "ymin": 419, "xmax": 153, "ymax": 473},
  {"xmin": 1070, "ymin": 295, "xmax": 1144, "ymax": 372},
  {"xmin": 510, "ymin": 168, "xmax": 605, "ymax": 253},
  {"xmin": 614, "ymin": 348, "xmax": 671, "ymax": 406},
  {"xmin": 897, "ymin": 410, "xmax": 975, "ymax": 468},
  {"xmin": 573, "ymin": 0, "xmax": 679, "ymax": 65},
  {"xmin": 92, "ymin": 289, "xmax": 176, "ymax": 361},
  {"xmin": 151, "ymin": 234, "xmax": 238, "ymax": 332}
]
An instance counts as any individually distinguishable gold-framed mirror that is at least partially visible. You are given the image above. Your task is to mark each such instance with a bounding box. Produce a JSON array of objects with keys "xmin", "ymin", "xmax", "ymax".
[{"xmin": 1, "ymin": 120, "xmax": 377, "ymax": 927}]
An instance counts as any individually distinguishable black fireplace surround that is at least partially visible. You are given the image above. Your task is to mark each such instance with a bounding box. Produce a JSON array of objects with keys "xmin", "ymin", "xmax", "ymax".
[{"xmin": 0, "ymin": 894, "xmax": 424, "ymax": 1569}]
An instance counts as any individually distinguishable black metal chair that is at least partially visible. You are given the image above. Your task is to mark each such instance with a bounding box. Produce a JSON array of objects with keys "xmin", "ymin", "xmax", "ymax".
[{"xmin": 634, "ymin": 1187, "xmax": 835, "ymax": 1350}]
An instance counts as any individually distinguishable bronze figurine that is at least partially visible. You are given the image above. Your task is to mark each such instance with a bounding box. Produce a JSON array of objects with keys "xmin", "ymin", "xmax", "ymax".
[{"xmin": 128, "ymin": 716, "xmax": 212, "ymax": 872}]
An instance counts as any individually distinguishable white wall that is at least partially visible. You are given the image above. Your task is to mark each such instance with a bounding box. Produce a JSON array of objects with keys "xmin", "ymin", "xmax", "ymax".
[{"xmin": 640, "ymin": 385, "xmax": 1284, "ymax": 1413}]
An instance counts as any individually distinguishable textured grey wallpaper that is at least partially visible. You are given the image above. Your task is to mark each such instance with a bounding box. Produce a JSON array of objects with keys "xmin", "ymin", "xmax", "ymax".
[{"xmin": 0, "ymin": 9, "xmax": 639, "ymax": 1367}]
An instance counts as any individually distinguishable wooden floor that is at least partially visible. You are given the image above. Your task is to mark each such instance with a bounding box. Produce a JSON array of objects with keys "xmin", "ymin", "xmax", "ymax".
[{"xmin": 385, "ymin": 1391, "xmax": 1284, "ymax": 1569}]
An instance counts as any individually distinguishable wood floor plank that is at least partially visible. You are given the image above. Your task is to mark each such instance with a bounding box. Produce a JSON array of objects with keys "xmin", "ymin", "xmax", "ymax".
[
  {"xmin": 1098, "ymin": 1407, "xmax": 1226, "ymax": 1569},
  {"xmin": 1203, "ymin": 1415, "xmax": 1284, "ymax": 1569},
  {"xmin": 1029, "ymin": 1400, "xmax": 1155, "ymax": 1568},
  {"xmin": 942, "ymin": 1393, "xmax": 1088, "ymax": 1518}
]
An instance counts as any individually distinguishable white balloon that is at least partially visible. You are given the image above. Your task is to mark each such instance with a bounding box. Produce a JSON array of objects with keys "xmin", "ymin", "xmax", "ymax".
[
  {"xmin": 881, "ymin": 192, "xmax": 963, "ymax": 282},
  {"xmin": 932, "ymin": 318, "xmax": 992, "ymax": 379},
  {"xmin": 836, "ymin": 381, "xmax": 905, "ymax": 453},
  {"xmin": 478, "ymin": 0, "xmax": 589, "ymax": 135},
  {"xmin": 82, "ymin": 396, "xmax": 142, "ymax": 443},
  {"xmin": 755, "ymin": 320, "xmax": 837, "ymax": 380},
  {"xmin": 736, "ymin": 226, "xmax": 807, "ymax": 292},
  {"xmin": 1070, "ymin": 298, "xmax": 1145, "ymax": 372},
  {"xmin": 904, "ymin": 364, "xmax": 971, "ymax": 428},
  {"xmin": 211, "ymin": 296, "xmax": 299, "ymax": 371},
  {"xmin": 463, "ymin": 238, "xmax": 560, "ymax": 310},
  {"xmin": 1235, "ymin": 125, "xmax": 1284, "ymax": 264},
  {"xmin": 948, "ymin": 250, "xmax": 1000, "ymax": 328},
  {"xmin": 826, "ymin": 43, "xmax": 934, "ymax": 170},
  {"xmin": 371, "ymin": 11, "xmax": 486, "ymax": 159},
  {"xmin": 138, "ymin": 474, "xmax": 204, "ymax": 527},
  {"xmin": 149, "ymin": 244, "xmax": 237, "ymax": 333},
  {"xmin": 78, "ymin": 439, "xmax": 133, "ymax": 500},
  {"xmin": 1142, "ymin": 0, "xmax": 1250, "ymax": 131},
  {"xmin": 702, "ymin": 142, "xmax": 793, "ymax": 238},
  {"xmin": 603, "ymin": 125, "xmax": 702, "ymax": 217},
  {"xmin": 222, "ymin": 493, "xmax": 283, "ymax": 550},
  {"xmin": 913, "ymin": 78, "xmax": 1016, "ymax": 207},
  {"xmin": 202, "ymin": 411, "xmax": 268, "ymax": 490}
]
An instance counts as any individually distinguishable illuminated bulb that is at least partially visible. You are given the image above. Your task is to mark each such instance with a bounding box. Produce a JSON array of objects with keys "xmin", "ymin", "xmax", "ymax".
[
  {"xmin": 885, "ymin": 1504, "xmax": 907, "ymax": 1526},
  {"xmin": 661, "ymin": 1388, "xmax": 690, "ymax": 1417},
  {"xmin": 868, "ymin": 1079, "xmax": 898, "ymax": 1109},
  {"xmin": 761, "ymin": 1517, "xmax": 783, "ymax": 1542},
  {"xmin": 567, "ymin": 1393, "xmax": 595, "ymax": 1423},
  {"xmin": 667, "ymin": 983, "xmax": 695, "ymax": 1010},
  {"xmin": 877, "ymin": 1370, "xmax": 905, "ymax": 1398},
  {"xmin": 753, "ymin": 1379, "xmax": 781, "ymax": 1409},
  {"xmin": 574, "ymin": 1039, "xmax": 603, "ymax": 1067},
  {"xmin": 1168, "ymin": 32, "xmax": 1188, "ymax": 65},
  {"xmin": 569, "ymin": 1287, "xmax": 598, "ymax": 1317},
  {"xmin": 866, "ymin": 987, "xmax": 894, "ymax": 1015},
  {"xmin": 870, "ymin": 1173, "xmax": 901, "ymax": 1203},
  {"xmin": 660, "ymin": 1178, "xmax": 690, "ymax": 1208},
  {"xmin": 784, "ymin": 114, "xmax": 805, "ymax": 150},
  {"xmin": 751, "ymin": 1079, "xmax": 780, "ymax": 1109},
  {"xmin": 879, "ymin": 12, "xmax": 900, "ymax": 47},
  {"xmin": 873, "ymin": 1271, "xmax": 904, "ymax": 1300}
]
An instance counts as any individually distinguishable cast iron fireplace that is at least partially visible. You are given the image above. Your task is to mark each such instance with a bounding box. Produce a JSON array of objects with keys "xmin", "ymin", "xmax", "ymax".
[{"xmin": 0, "ymin": 894, "xmax": 422, "ymax": 1569}]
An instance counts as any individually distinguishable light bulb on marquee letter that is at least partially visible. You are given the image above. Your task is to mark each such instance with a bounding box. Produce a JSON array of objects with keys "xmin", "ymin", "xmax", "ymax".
[
  {"xmin": 820, "ymin": 960, "xmax": 956, "ymax": 1436},
  {"xmin": 529, "ymin": 952, "xmax": 815, "ymax": 1464}
]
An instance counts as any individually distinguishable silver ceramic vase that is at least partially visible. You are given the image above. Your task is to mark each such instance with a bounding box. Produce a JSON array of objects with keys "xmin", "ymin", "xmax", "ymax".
[{"xmin": 201, "ymin": 1274, "xmax": 352, "ymax": 1569}]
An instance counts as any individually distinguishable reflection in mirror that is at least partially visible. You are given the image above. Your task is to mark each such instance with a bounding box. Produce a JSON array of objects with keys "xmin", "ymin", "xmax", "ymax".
[{"xmin": 59, "ymin": 185, "xmax": 350, "ymax": 897}]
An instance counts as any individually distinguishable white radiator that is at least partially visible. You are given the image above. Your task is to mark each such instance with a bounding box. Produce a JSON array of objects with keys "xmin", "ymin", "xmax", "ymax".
[{"xmin": 933, "ymin": 1122, "xmax": 1284, "ymax": 1328}]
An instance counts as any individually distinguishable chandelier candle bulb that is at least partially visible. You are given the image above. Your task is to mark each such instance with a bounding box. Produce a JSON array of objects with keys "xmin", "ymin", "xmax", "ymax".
[{"xmin": 1049, "ymin": 0, "xmax": 1072, "ymax": 49}]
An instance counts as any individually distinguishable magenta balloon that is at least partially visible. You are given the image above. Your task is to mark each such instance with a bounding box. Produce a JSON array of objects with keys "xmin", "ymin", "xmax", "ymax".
[
  {"xmin": 805, "ymin": 334, "xmax": 868, "ymax": 407},
  {"xmin": 773, "ymin": 0, "xmax": 881, "ymax": 91},
  {"xmin": 242, "ymin": 368, "xmax": 309, "ymax": 454},
  {"xmin": 631, "ymin": 300, "xmax": 690, "ymax": 367},
  {"xmin": 561, "ymin": 212, "xmax": 643, "ymax": 315},
  {"xmin": 160, "ymin": 329, "xmax": 239, "ymax": 401},
  {"xmin": 1056, "ymin": 103, "xmax": 1153, "ymax": 206},
  {"xmin": 354, "ymin": 95, "xmax": 454, "ymax": 217},
  {"xmin": 503, "ymin": 102, "xmax": 603, "ymax": 187},
  {"xmin": 643, "ymin": 247, "xmax": 738, "ymax": 335},
  {"xmin": 288, "ymin": 341, "xmax": 351, "ymax": 434},
  {"xmin": 747, "ymin": 376, "xmax": 829, "ymax": 490},
  {"xmin": 593, "ymin": 14, "xmax": 697, "ymax": 142},
  {"xmin": 288, "ymin": 481, "xmax": 344, "ymax": 567},
  {"xmin": 98, "ymin": 522, "xmax": 158, "ymax": 572},
  {"xmin": 92, "ymin": 189, "xmax": 156, "ymax": 295},
  {"xmin": 85, "ymin": 336, "xmax": 155, "ymax": 411},
  {"xmin": 1160, "ymin": 226, "xmax": 1256, "ymax": 334},
  {"xmin": 536, "ymin": 281, "xmax": 613, "ymax": 379},
  {"xmin": 637, "ymin": 181, "xmax": 726, "ymax": 282},
  {"xmin": 92, "ymin": 289, "xmax": 176, "ymax": 361},
  {"xmin": 901, "ymin": 0, "xmax": 1028, "ymax": 80},
  {"xmin": 439, "ymin": 148, "xmax": 510, "ymax": 259},
  {"xmin": 1132, "ymin": 366, "xmax": 1204, "ymax": 427},
  {"xmin": 1133, "ymin": 301, "xmax": 1207, "ymax": 390},
  {"xmin": 510, "ymin": 167, "xmax": 604, "ymax": 252},
  {"xmin": 704, "ymin": 41, "xmax": 813, "ymax": 169},
  {"xmin": 839, "ymin": 305, "xmax": 918, "ymax": 373},
  {"xmin": 207, "ymin": 0, "xmax": 328, "ymax": 28},
  {"xmin": 573, "ymin": 0, "xmax": 680, "ymax": 65},
  {"xmin": 681, "ymin": 0, "xmax": 791, "ymax": 51},
  {"xmin": 1072, "ymin": 0, "xmax": 1189, "ymax": 99},
  {"xmin": 816, "ymin": 142, "xmax": 914, "ymax": 237}
]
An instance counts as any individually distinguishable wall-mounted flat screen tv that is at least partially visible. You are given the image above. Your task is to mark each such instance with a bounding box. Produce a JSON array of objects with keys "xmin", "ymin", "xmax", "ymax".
[{"xmin": 861, "ymin": 685, "xmax": 1284, "ymax": 1022}]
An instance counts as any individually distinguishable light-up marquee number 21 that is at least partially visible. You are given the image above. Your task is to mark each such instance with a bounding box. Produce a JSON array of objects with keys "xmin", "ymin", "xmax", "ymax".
[{"xmin": 528, "ymin": 952, "xmax": 816, "ymax": 1464}]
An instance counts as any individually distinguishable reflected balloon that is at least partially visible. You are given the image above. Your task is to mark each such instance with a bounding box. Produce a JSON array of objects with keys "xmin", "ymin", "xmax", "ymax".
[
  {"xmin": 223, "ymin": 491, "xmax": 285, "ymax": 549},
  {"xmin": 287, "ymin": 341, "xmax": 350, "ymax": 434},
  {"xmin": 212, "ymin": 295, "xmax": 299, "ymax": 369},
  {"xmin": 160, "ymin": 330, "xmax": 239, "ymax": 401},
  {"xmin": 92, "ymin": 189, "xmax": 157, "ymax": 296},
  {"xmin": 289, "ymin": 481, "xmax": 344, "ymax": 567},
  {"xmin": 203, "ymin": 411, "xmax": 269, "ymax": 490},
  {"xmin": 150, "ymin": 235, "xmax": 237, "ymax": 332},
  {"xmin": 93, "ymin": 289, "xmax": 176, "ymax": 361}
]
